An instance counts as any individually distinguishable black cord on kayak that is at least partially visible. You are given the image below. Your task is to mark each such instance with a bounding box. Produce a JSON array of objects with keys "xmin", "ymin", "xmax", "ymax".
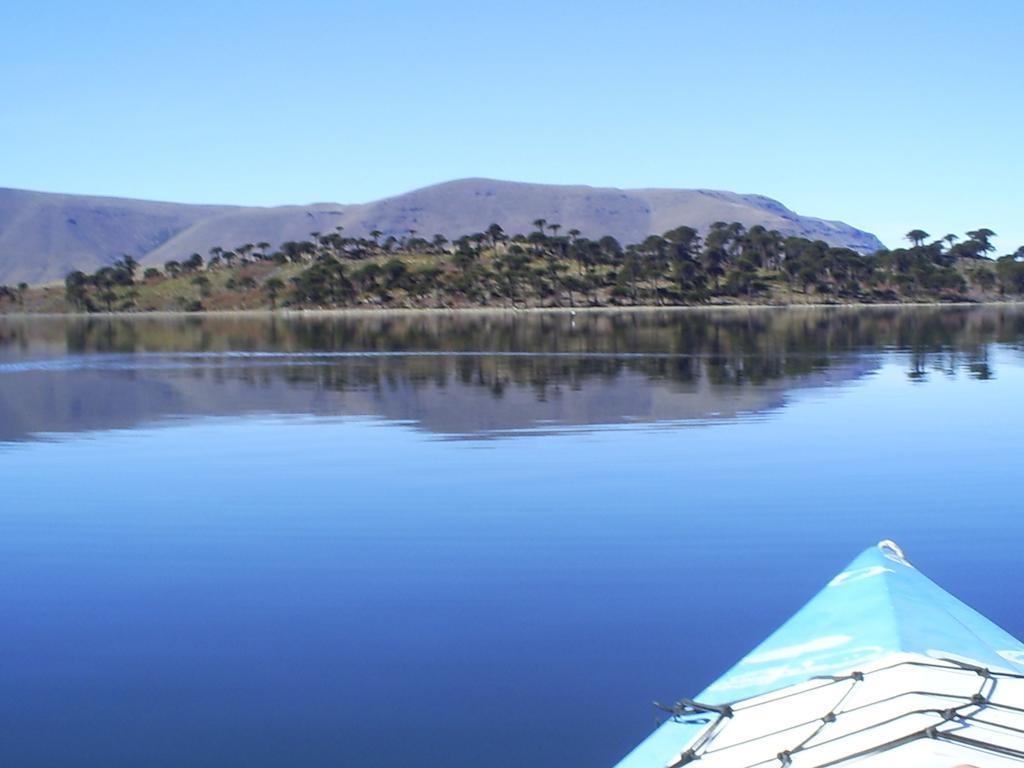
[
  {"xmin": 683, "ymin": 699, "xmax": 734, "ymax": 718},
  {"xmin": 655, "ymin": 698, "xmax": 733, "ymax": 719},
  {"xmin": 937, "ymin": 656, "xmax": 993, "ymax": 678},
  {"xmin": 810, "ymin": 670, "xmax": 863, "ymax": 682}
]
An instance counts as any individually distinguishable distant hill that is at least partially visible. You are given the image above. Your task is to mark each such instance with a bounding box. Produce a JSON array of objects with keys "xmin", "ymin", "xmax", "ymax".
[{"xmin": 0, "ymin": 179, "xmax": 885, "ymax": 285}]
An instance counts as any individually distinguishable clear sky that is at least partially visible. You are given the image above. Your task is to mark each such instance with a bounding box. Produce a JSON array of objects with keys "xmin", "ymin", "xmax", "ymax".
[{"xmin": 2, "ymin": 0, "xmax": 1021, "ymax": 251}]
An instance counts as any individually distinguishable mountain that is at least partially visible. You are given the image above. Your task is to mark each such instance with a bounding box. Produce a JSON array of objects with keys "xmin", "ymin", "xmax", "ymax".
[{"xmin": 0, "ymin": 179, "xmax": 886, "ymax": 285}]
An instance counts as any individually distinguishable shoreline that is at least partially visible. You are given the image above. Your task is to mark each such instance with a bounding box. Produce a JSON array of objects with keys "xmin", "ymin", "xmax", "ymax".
[{"xmin": 2, "ymin": 299, "xmax": 1024, "ymax": 320}]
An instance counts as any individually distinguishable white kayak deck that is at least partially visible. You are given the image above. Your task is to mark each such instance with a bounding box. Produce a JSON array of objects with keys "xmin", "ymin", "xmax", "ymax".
[{"xmin": 663, "ymin": 652, "xmax": 1024, "ymax": 766}]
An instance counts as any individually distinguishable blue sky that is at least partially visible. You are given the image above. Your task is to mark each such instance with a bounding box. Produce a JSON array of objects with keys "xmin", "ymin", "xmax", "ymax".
[{"xmin": 2, "ymin": 0, "xmax": 1021, "ymax": 250}]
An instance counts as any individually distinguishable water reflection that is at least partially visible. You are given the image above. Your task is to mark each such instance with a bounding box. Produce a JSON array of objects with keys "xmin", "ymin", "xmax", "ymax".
[{"xmin": 0, "ymin": 307, "xmax": 1020, "ymax": 442}]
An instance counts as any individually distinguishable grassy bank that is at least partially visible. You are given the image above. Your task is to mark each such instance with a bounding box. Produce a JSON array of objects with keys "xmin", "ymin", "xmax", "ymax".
[{"xmin": 2, "ymin": 221, "xmax": 1022, "ymax": 314}]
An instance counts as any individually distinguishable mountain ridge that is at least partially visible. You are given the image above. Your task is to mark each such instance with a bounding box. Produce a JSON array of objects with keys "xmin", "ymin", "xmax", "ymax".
[{"xmin": 0, "ymin": 179, "xmax": 886, "ymax": 284}]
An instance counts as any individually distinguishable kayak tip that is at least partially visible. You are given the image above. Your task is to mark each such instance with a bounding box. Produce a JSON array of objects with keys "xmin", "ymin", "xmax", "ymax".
[{"xmin": 876, "ymin": 538, "xmax": 907, "ymax": 563}]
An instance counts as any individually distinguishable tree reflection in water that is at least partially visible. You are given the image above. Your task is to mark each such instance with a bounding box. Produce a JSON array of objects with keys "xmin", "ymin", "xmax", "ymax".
[{"xmin": 0, "ymin": 306, "xmax": 1021, "ymax": 442}]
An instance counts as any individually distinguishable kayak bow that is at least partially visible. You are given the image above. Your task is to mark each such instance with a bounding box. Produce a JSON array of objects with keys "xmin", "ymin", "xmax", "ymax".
[{"xmin": 614, "ymin": 541, "xmax": 1024, "ymax": 767}]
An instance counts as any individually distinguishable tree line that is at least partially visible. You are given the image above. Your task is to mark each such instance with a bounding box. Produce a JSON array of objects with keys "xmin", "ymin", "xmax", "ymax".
[
  {"xmin": 4, "ymin": 220, "xmax": 1023, "ymax": 313},
  {"xmin": 0, "ymin": 282, "xmax": 29, "ymax": 308}
]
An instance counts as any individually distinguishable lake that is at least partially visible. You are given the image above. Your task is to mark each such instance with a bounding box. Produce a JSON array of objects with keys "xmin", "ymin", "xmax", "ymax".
[{"xmin": 1, "ymin": 306, "xmax": 1022, "ymax": 767}]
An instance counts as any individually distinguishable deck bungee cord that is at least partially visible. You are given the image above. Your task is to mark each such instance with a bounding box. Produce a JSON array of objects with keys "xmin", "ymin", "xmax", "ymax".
[{"xmin": 659, "ymin": 659, "xmax": 1024, "ymax": 766}]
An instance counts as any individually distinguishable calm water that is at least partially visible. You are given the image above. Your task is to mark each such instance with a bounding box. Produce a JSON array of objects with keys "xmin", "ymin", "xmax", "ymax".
[{"xmin": 1, "ymin": 307, "xmax": 1023, "ymax": 767}]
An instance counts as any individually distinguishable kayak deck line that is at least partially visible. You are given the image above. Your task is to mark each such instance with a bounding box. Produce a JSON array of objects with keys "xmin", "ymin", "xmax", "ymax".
[{"xmin": 613, "ymin": 541, "xmax": 1024, "ymax": 767}]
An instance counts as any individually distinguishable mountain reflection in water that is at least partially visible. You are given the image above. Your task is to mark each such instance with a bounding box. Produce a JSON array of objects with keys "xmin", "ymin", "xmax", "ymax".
[{"xmin": 0, "ymin": 306, "xmax": 1020, "ymax": 443}]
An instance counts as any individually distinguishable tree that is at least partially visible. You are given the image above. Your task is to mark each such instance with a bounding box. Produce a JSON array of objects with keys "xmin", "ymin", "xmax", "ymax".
[
  {"xmin": 116, "ymin": 255, "xmax": 139, "ymax": 281},
  {"xmin": 701, "ymin": 245, "xmax": 726, "ymax": 291},
  {"xmin": 620, "ymin": 248, "xmax": 643, "ymax": 303},
  {"xmin": 638, "ymin": 235, "xmax": 668, "ymax": 303},
  {"xmin": 966, "ymin": 228, "xmax": 996, "ymax": 247},
  {"xmin": 280, "ymin": 241, "xmax": 313, "ymax": 263},
  {"xmin": 407, "ymin": 265, "xmax": 442, "ymax": 305},
  {"xmin": 972, "ymin": 267, "xmax": 996, "ymax": 292},
  {"xmin": 598, "ymin": 235, "xmax": 622, "ymax": 260},
  {"xmin": 351, "ymin": 262, "xmax": 383, "ymax": 296},
  {"xmin": 995, "ymin": 255, "xmax": 1024, "ymax": 294},
  {"xmin": 192, "ymin": 275, "xmax": 212, "ymax": 297},
  {"xmin": 263, "ymin": 277, "xmax": 285, "ymax": 308},
  {"xmin": 64, "ymin": 271, "xmax": 88, "ymax": 309},
  {"xmin": 90, "ymin": 268, "xmax": 117, "ymax": 311},
  {"xmin": 486, "ymin": 223, "xmax": 505, "ymax": 252},
  {"xmin": 467, "ymin": 232, "xmax": 486, "ymax": 258},
  {"xmin": 905, "ymin": 230, "xmax": 930, "ymax": 248},
  {"xmin": 664, "ymin": 225, "xmax": 700, "ymax": 252},
  {"xmin": 292, "ymin": 260, "xmax": 355, "ymax": 305},
  {"xmin": 164, "ymin": 260, "xmax": 182, "ymax": 278},
  {"xmin": 495, "ymin": 248, "xmax": 530, "ymax": 306},
  {"xmin": 562, "ymin": 274, "xmax": 585, "ymax": 307},
  {"xmin": 672, "ymin": 255, "xmax": 707, "ymax": 302},
  {"xmin": 965, "ymin": 229, "xmax": 997, "ymax": 257},
  {"xmin": 382, "ymin": 258, "xmax": 408, "ymax": 290}
]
